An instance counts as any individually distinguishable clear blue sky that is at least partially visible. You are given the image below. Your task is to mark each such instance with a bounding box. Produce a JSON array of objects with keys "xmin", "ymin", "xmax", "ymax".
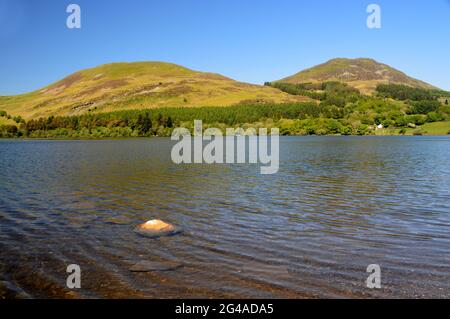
[{"xmin": 1, "ymin": 0, "xmax": 449, "ymax": 95}]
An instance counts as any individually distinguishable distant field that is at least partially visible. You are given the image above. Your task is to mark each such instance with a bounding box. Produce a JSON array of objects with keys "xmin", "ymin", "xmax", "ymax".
[
  {"xmin": 375, "ymin": 121, "xmax": 450, "ymax": 136},
  {"xmin": 414, "ymin": 121, "xmax": 450, "ymax": 135}
]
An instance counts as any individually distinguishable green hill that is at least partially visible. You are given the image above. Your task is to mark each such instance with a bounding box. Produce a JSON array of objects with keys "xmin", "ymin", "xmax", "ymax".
[
  {"xmin": 0, "ymin": 62, "xmax": 308, "ymax": 119},
  {"xmin": 277, "ymin": 58, "xmax": 438, "ymax": 94}
]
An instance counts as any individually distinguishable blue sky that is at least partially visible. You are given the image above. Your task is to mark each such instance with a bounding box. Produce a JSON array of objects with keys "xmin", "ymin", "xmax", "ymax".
[{"xmin": 1, "ymin": 0, "xmax": 449, "ymax": 95}]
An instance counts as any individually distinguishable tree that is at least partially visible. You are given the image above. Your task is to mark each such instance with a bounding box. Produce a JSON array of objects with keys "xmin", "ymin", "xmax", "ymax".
[
  {"xmin": 13, "ymin": 115, "xmax": 25, "ymax": 124},
  {"xmin": 167, "ymin": 116, "xmax": 173, "ymax": 128},
  {"xmin": 376, "ymin": 84, "xmax": 434, "ymax": 101},
  {"xmin": 411, "ymin": 100, "xmax": 441, "ymax": 115},
  {"xmin": 136, "ymin": 113, "xmax": 152, "ymax": 135},
  {"xmin": 5, "ymin": 125, "xmax": 18, "ymax": 135}
]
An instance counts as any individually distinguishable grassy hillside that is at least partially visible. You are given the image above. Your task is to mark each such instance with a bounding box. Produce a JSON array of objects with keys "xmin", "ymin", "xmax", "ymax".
[
  {"xmin": 0, "ymin": 62, "xmax": 308, "ymax": 119},
  {"xmin": 278, "ymin": 58, "xmax": 437, "ymax": 94}
]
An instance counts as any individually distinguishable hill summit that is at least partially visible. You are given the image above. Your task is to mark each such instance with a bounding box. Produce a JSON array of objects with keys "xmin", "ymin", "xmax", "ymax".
[{"xmin": 277, "ymin": 58, "xmax": 437, "ymax": 94}]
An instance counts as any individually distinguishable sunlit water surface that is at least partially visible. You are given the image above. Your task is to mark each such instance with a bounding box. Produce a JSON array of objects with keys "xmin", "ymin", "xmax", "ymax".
[{"xmin": 0, "ymin": 136, "xmax": 449, "ymax": 298}]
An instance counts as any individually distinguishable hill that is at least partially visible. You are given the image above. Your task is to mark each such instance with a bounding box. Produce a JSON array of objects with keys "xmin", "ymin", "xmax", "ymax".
[
  {"xmin": 277, "ymin": 58, "xmax": 438, "ymax": 94},
  {"xmin": 0, "ymin": 62, "xmax": 307, "ymax": 119}
]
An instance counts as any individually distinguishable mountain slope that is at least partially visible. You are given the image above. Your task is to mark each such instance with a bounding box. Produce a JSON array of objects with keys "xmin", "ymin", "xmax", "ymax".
[
  {"xmin": 0, "ymin": 62, "xmax": 307, "ymax": 119},
  {"xmin": 277, "ymin": 58, "xmax": 438, "ymax": 94}
]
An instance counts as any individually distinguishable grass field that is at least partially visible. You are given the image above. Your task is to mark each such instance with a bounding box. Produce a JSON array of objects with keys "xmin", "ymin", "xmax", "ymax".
[
  {"xmin": 411, "ymin": 121, "xmax": 450, "ymax": 135},
  {"xmin": 374, "ymin": 121, "xmax": 450, "ymax": 136}
]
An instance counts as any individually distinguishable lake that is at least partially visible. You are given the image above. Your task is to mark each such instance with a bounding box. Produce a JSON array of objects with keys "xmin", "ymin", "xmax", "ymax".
[{"xmin": 0, "ymin": 136, "xmax": 449, "ymax": 298}]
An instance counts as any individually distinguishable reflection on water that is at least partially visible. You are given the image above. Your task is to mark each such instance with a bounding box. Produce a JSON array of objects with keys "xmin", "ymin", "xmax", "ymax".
[{"xmin": 0, "ymin": 136, "xmax": 449, "ymax": 298}]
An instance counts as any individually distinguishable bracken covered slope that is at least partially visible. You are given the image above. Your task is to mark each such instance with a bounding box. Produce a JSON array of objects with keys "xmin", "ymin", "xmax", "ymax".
[
  {"xmin": 0, "ymin": 62, "xmax": 308, "ymax": 119},
  {"xmin": 278, "ymin": 58, "xmax": 438, "ymax": 94}
]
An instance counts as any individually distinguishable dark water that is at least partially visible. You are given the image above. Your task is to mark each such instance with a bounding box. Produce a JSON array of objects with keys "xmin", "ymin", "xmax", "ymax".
[{"xmin": 0, "ymin": 136, "xmax": 449, "ymax": 299}]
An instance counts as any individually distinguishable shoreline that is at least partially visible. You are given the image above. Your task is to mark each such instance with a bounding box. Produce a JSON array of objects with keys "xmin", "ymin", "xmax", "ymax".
[{"xmin": 1, "ymin": 134, "xmax": 449, "ymax": 141}]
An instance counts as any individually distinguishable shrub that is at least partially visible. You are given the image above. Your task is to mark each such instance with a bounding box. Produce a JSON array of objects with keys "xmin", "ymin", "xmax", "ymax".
[
  {"xmin": 426, "ymin": 112, "xmax": 444, "ymax": 122},
  {"xmin": 0, "ymin": 124, "xmax": 19, "ymax": 137},
  {"xmin": 411, "ymin": 100, "xmax": 441, "ymax": 114},
  {"xmin": 13, "ymin": 115, "xmax": 25, "ymax": 124},
  {"xmin": 405, "ymin": 114, "xmax": 427, "ymax": 126}
]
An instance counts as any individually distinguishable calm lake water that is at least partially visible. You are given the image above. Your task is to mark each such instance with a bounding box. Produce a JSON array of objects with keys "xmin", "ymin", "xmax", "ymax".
[{"xmin": 0, "ymin": 136, "xmax": 449, "ymax": 298}]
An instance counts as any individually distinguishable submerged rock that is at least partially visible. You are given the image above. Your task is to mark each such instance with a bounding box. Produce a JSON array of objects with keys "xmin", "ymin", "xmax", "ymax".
[
  {"xmin": 129, "ymin": 260, "xmax": 183, "ymax": 272},
  {"xmin": 138, "ymin": 219, "xmax": 174, "ymax": 232},
  {"xmin": 135, "ymin": 219, "xmax": 181, "ymax": 237}
]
